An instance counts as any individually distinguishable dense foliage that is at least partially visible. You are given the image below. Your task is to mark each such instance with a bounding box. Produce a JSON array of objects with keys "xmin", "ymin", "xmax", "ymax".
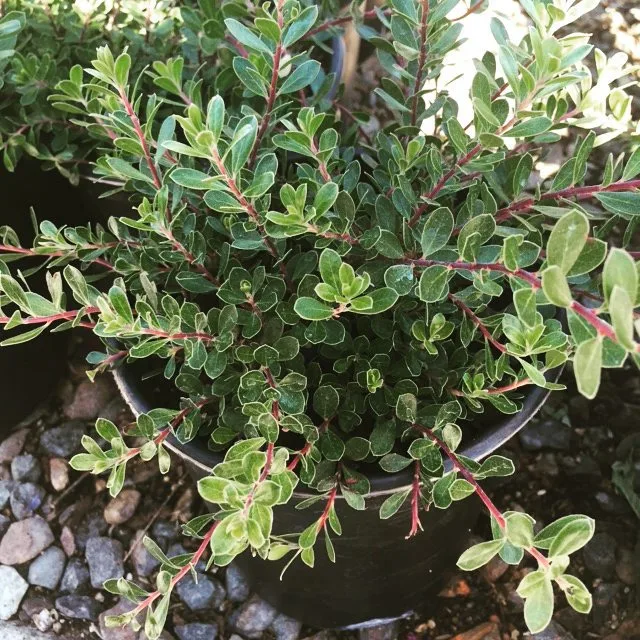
[{"xmin": 1, "ymin": 0, "xmax": 639, "ymax": 636}]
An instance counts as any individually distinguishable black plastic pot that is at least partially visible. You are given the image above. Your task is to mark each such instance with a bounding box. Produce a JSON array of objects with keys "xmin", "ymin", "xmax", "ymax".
[
  {"xmin": 0, "ymin": 159, "xmax": 116, "ymax": 427},
  {"xmin": 113, "ymin": 362, "xmax": 559, "ymax": 628}
]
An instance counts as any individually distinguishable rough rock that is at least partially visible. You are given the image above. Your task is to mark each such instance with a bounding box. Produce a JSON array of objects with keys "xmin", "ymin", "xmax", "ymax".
[
  {"xmin": 272, "ymin": 613, "xmax": 302, "ymax": 640},
  {"xmin": 0, "ymin": 513, "xmax": 10, "ymax": 536},
  {"xmin": 450, "ymin": 622, "xmax": 499, "ymax": 640},
  {"xmin": 0, "ymin": 429, "xmax": 29, "ymax": 463},
  {"xmin": 151, "ymin": 520, "xmax": 179, "ymax": 548},
  {"xmin": 0, "ymin": 565, "xmax": 29, "ymax": 620},
  {"xmin": 481, "ymin": 555, "xmax": 509, "ymax": 583},
  {"xmin": 616, "ymin": 547, "xmax": 637, "ymax": 585},
  {"xmin": 55, "ymin": 594, "xmax": 102, "ymax": 621},
  {"xmin": 10, "ymin": 482, "xmax": 46, "ymax": 520},
  {"xmin": 39, "ymin": 421, "xmax": 85, "ymax": 458},
  {"xmin": 228, "ymin": 595, "xmax": 278, "ymax": 639},
  {"xmin": 11, "ymin": 455, "xmax": 41, "ymax": 483},
  {"xmin": 175, "ymin": 623, "xmax": 219, "ymax": 640},
  {"xmin": 530, "ymin": 621, "xmax": 576, "ymax": 638},
  {"xmin": 583, "ymin": 532, "xmax": 617, "ymax": 579},
  {"xmin": 104, "ymin": 489, "xmax": 141, "ymax": 525},
  {"xmin": 65, "ymin": 377, "xmax": 114, "ymax": 420},
  {"xmin": 59, "ymin": 526, "xmax": 75, "ymax": 556},
  {"xmin": 75, "ymin": 511, "xmax": 108, "ymax": 550},
  {"xmin": 99, "ymin": 598, "xmax": 139, "ymax": 640},
  {"xmin": 130, "ymin": 531, "xmax": 160, "ymax": 577},
  {"xmin": 0, "ymin": 516, "xmax": 54, "ymax": 564},
  {"xmin": 0, "ymin": 479, "xmax": 13, "ymax": 508},
  {"xmin": 176, "ymin": 572, "xmax": 226, "ymax": 612},
  {"xmin": 225, "ymin": 563, "xmax": 250, "ymax": 602},
  {"xmin": 594, "ymin": 491, "xmax": 630, "ymax": 515},
  {"xmin": 519, "ymin": 419, "xmax": 572, "ymax": 451},
  {"xmin": 21, "ymin": 596, "xmax": 56, "ymax": 632},
  {"xmin": 48, "ymin": 458, "xmax": 69, "ymax": 492},
  {"xmin": 86, "ymin": 537, "xmax": 124, "ymax": 588},
  {"xmin": 60, "ymin": 558, "xmax": 91, "ymax": 594},
  {"xmin": 593, "ymin": 583, "xmax": 620, "ymax": 627},
  {"xmin": 28, "ymin": 546, "xmax": 66, "ymax": 589}
]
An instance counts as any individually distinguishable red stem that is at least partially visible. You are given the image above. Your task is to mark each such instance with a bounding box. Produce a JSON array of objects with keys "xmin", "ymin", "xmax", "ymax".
[
  {"xmin": 249, "ymin": 0, "xmax": 285, "ymax": 168},
  {"xmin": 0, "ymin": 306, "xmax": 99, "ymax": 326},
  {"xmin": 406, "ymin": 460, "xmax": 423, "ymax": 538},
  {"xmin": 449, "ymin": 294, "xmax": 507, "ymax": 353},
  {"xmin": 449, "ymin": 377, "xmax": 532, "ymax": 397},
  {"xmin": 118, "ymin": 88, "xmax": 162, "ymax": 190},
  {"xmin": 306, "ymin": 8, "xmax": 382, "ymax": 38},
  {"xmin": 316, "ymin": 486, "xmax": 338, "ymax": 533},
  {"xmin": 287, "ymin": 442, "xmax": 312, "ymax": 471},
  {"xmin": 451, "ymin": 0, "xmax": 484, "ymax": 21}
]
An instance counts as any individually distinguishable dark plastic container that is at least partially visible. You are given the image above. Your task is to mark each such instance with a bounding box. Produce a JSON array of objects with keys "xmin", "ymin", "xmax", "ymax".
[{"xmin": 113, "ymin": 362, "xmax": 559, "ymax": 628}]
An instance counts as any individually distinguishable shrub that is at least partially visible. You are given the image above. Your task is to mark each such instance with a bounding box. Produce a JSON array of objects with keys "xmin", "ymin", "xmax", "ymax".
[{"xmin": 1, "ymin": 0, "xmax": 638, "ymax": 637}]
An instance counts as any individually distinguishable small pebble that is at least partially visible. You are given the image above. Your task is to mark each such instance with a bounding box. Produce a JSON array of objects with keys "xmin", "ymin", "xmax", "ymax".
[
  {"xmin": 229, "ymin": 594, "xmax": 278, "ymax": 639},
  {"xmin": 0, "ymin": 565, "xmax": 29, "ymax": 620},
  {"xmin": 99, "ymin": 598, "xmax": 139, "ymax": 640},
  {"xmin": 226, "ymin": 563, "xmax": 251, "ymax": 602},
  {"xmin": 519, "ymin": 419, "xmax": 572, "ymax": 451},
  {"xmin": 10, "ymin": 481, "xmax": 46, "ymax": 519},
  {"xmin": 60, "ymin": 558, "xmax": 91, "ymax": 594},
  {"xmin": 28, "ymin": 546, "xmax": 66, "ymax": 589},
  {"xmin": 0, "ymin": 428, "xmax": 29, "ymax": 463},
  {"xmin": 104, "ymin": 488, "xmax": 141, "ymax": 525},
  {"xmin": 583, "ymin": 532, "xmax": 617, "ymax": 579},
  {"xmin": 176, "ymin": 572, "xmax": 226, "ymax": 612},
  {"xmin": 65, "ymin": 377, "xmax": 114, "ymax": 420},
  {"xmin": 49, "ymin": 458, "xmax": 69, "ymax": 491},
  {"xmin": 86, "ymin": 537, "xmax": 125, "ymax": 588},
  {"xmin": 130, "ymin": 530, "xmax": 160, "ymax": 577},
  {"xmin": 272, "ymin": 613, "xmax": 302, "ymax": 640},
  {"xmin": 0, "ymin": 516, "xmax": 54, "ymax": 564},
  {"xmin": 175, "ymin": 623, "xmax": 219, "ymax": 640},
  {"xmin": 60, "ymin": 525, "xmax": 76, "ymax": 556},
  {"xmin": 11, "ymin": 454, "xmax": 41, "ymax": 483},
  {"xmin": 39, "ymin": 421, "xmax": 86, "ymax": 458},
  {"xmin": 55, "ymin": 594, "xmax": 102, "ymax": 621},
  {"xmin": 0, "ymin": 479, "xmax": 13, "ymax": 508}
]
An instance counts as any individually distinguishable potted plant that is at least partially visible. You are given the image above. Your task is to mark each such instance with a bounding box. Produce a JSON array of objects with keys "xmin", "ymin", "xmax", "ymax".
[{"xmin": 0, "ymin": 0, "xmax": 638, "ymax": 637}]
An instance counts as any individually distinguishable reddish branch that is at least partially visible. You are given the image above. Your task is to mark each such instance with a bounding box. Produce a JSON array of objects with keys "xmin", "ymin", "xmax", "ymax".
[
  {"xmin": 249, "ymin": 0, "xmax": 286, "ymax": 168},
  {"xmin": 309, "ymin": 138, "xmax": 332, "ymax": 183},
  {"xmin": 306, "ymin": 8, "xmax": 382, "ymax": 38},
  {"xmin": 449, "ymin": 377, "xmax": 533, "ymax": 397},
  {"xmin": 287, "ymin": 442, "xmax": 312, "ymax": 471},
  {"xmin": 316, "ymin": 486, "xmax": 338, "ymax": 532},
  {"xmin": 450, "ymin": 0, "xmax": 484, "ymax": 21},
  {"xmin": 210, "ymin": 148, "xmax": 279, "ymax": 259},
  {"xmin": 449, "ymin": 294, "xmax": 507, "ymax": 353},
  {"xmin": 494, "ymin": 178, "xmax": 640, "ymax": 224},
  {"xmin": 406, "ymin": 460, "xmax": 423, "ymax": 538},
  {"xmin": 0, "ymin": 306, "xmax": 99, "ymax": 327},
  {"xmin": 410, "ymin": 0, "xmax": 430, "ymax": 128}
]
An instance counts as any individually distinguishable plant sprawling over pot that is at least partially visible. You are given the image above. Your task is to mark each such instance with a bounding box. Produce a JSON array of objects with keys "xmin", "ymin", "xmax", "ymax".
[{"xmin": 1, "ymin": 0, "xmax": 639, "ymax": 636}]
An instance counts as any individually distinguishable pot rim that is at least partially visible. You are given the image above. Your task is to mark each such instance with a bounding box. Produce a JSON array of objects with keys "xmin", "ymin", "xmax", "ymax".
[{"xmin": 112, "ymin": 363, "xmax": 562, "ymax": 499}]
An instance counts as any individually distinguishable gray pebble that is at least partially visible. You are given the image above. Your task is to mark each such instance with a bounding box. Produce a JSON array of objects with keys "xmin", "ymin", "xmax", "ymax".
[
  {"xmin": 11, "ymin": 454, "xmax": 41, "ymax": 483},
  {"xmin": 272, "ymin": 613, "xmax": 302, "ymax": 640},
  {"xmin": 60, "ymin": 557, "xmax": 91, "ymax": 593},
  {"xmin": 28, "ymin": 546, "xmax": 66, "ymax": 589},
  {"xmin": 0, "ymin": 565, "xmax": 29, "ymax": 620},
  {"xmin": 176, "ymin": 572, "xmax": 226, "ymax": 612},
  {"xmin": 55, "ymin": 594, "xmax": 102, "ymax": 621},
  {"xmin": 175, "ymin": 623, "xmax": 219, "ymax": 640},
  {"xmin": 10, "ymin": 482, "xmax": 46, "ymax": 519},
  {"xmin": 226, "ymin": 563, "xmax": 250, "ymax": 602},
  {"xmin": 40, "ymin": 421, "xmax": 85, "ymax": 457},
  {"xmin": 86, "ymin": 537, "xmax": 124, "ymax": 588},
  {"xmin": 519, "ymin": 419, "xmax": 571, "ymax": 451},
  {"xmin": 0, "ymin": 480, "xmax": 13, "ymax": 508},
  {"xmin": 583, "ymin": 532, "xmax": 617, "ymax": 579},
  {"xmin": 229, "ymin": 594, "xmax": 278, "ymax": 639},
  {"xmin": 75, "ymin": 511, "xmax": 108, "ymax": 551}
]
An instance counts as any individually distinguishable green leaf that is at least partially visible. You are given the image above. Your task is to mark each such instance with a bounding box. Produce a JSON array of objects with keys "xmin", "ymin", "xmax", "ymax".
[
  {"xmin": 574, "ymin": 337, "xmax": 602, "ymax": 399},
  {"xmin": 504, "ymin": 116, "xmax": 552, "ymax": 138},
  {"xmin": 522, "ymin": 575, "xmax": 554, "ymax": 634},
  {"xmin": 595, "ymin": 192, "xmax": 640, "ymax": 218},
  {"xmin": 313, "ymin": 182, "xmax": 339, "ymax": 217},
  {"xmin": 457, "ymin": 539, "xmax": 505, "ymax": 571},
  {"xmin": 106, "ymin": 158, "xmax": 155, "ymax": 185},
  {"xmin": 313, "ymin": 385, "xmax": 340, "ymax": 419},
  {"xmin": 379, "ymin": 489, "xmax": 411, "ymax": 519},
  {"xmin": 446, "ymin": 117, "xmax": 468, "ymax": 155},
  {"xmin": 418, "ymin": 265, "xmax": 450, "ymax": 303},
  {"xmin": 420, "ymin": 207, "xmax": 454, "ymax": 257},
  {"xmin": 561, "ymin": 574, "xmax": 593, "ymax": 614},
  {"xmin": 294, "ymin": 297, "xmax": 334, "ymax": 321},
  {"xmin": 610, "ymin": 286, "xmax": 635, "ymax": 351},
  {"xmin": 351, "ymin": 288, "xmax": 399, "ymax": 314},
  {"xmin": 233, "ymin": 58, "xmax": 268, "ymax": 98},
  {"xmin": 283, "ymin": 6, "xmax": 318, "ymax": 47},
  {"xmin": 541, "ymin": 265, "xmax": 573, "ymax": 307},
  {"xmin": 395, "ymin": 393, "xmax": 417, "ymax": 422},
  {"xmin": 224, "ymin": 19, "xmax": 272, "ymax": 55},
  {"xmin": 176, "ymin": 272, "xmax": 217, "ymax": 294},
  {"xmin": 109, "ymin": 286, "xmax": 134, "ymax": 323},
  {"xmin": 449, "ymin": 479, "xmax": 475, "ymax": 500},
  {"xmin": 384, "ymin": 265, "xmax": 414, "ymax": 295},
  {"xmin": 278, "ymin": 60, "xmax": 321, "ymax": 95},
  {"xmin": 546, "ymin": 209, "xmax": 589, "ymax": 274},
  {"xmin": 505, "ymin": 512, "xmax": 534, "ymax": 548},
  {"xmin": 622, "ymin": 147, "xmax": 640, "ymax": 180},
  {"xmin": 379, "ymin": 453, "xmax": 412, "ymax": 472},
  {"xmin": 548, "ymin": 517, "xmax": 595, "ymax": 557},
  {"xmin": 603, "ymin": 248, "xmax": 637, "ymax": 304}
]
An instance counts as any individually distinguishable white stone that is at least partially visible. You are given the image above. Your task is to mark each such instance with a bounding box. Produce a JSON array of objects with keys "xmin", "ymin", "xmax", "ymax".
[{"xmin": 0, "ymin": 565, "xmax": 29, "ymax": 620}]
